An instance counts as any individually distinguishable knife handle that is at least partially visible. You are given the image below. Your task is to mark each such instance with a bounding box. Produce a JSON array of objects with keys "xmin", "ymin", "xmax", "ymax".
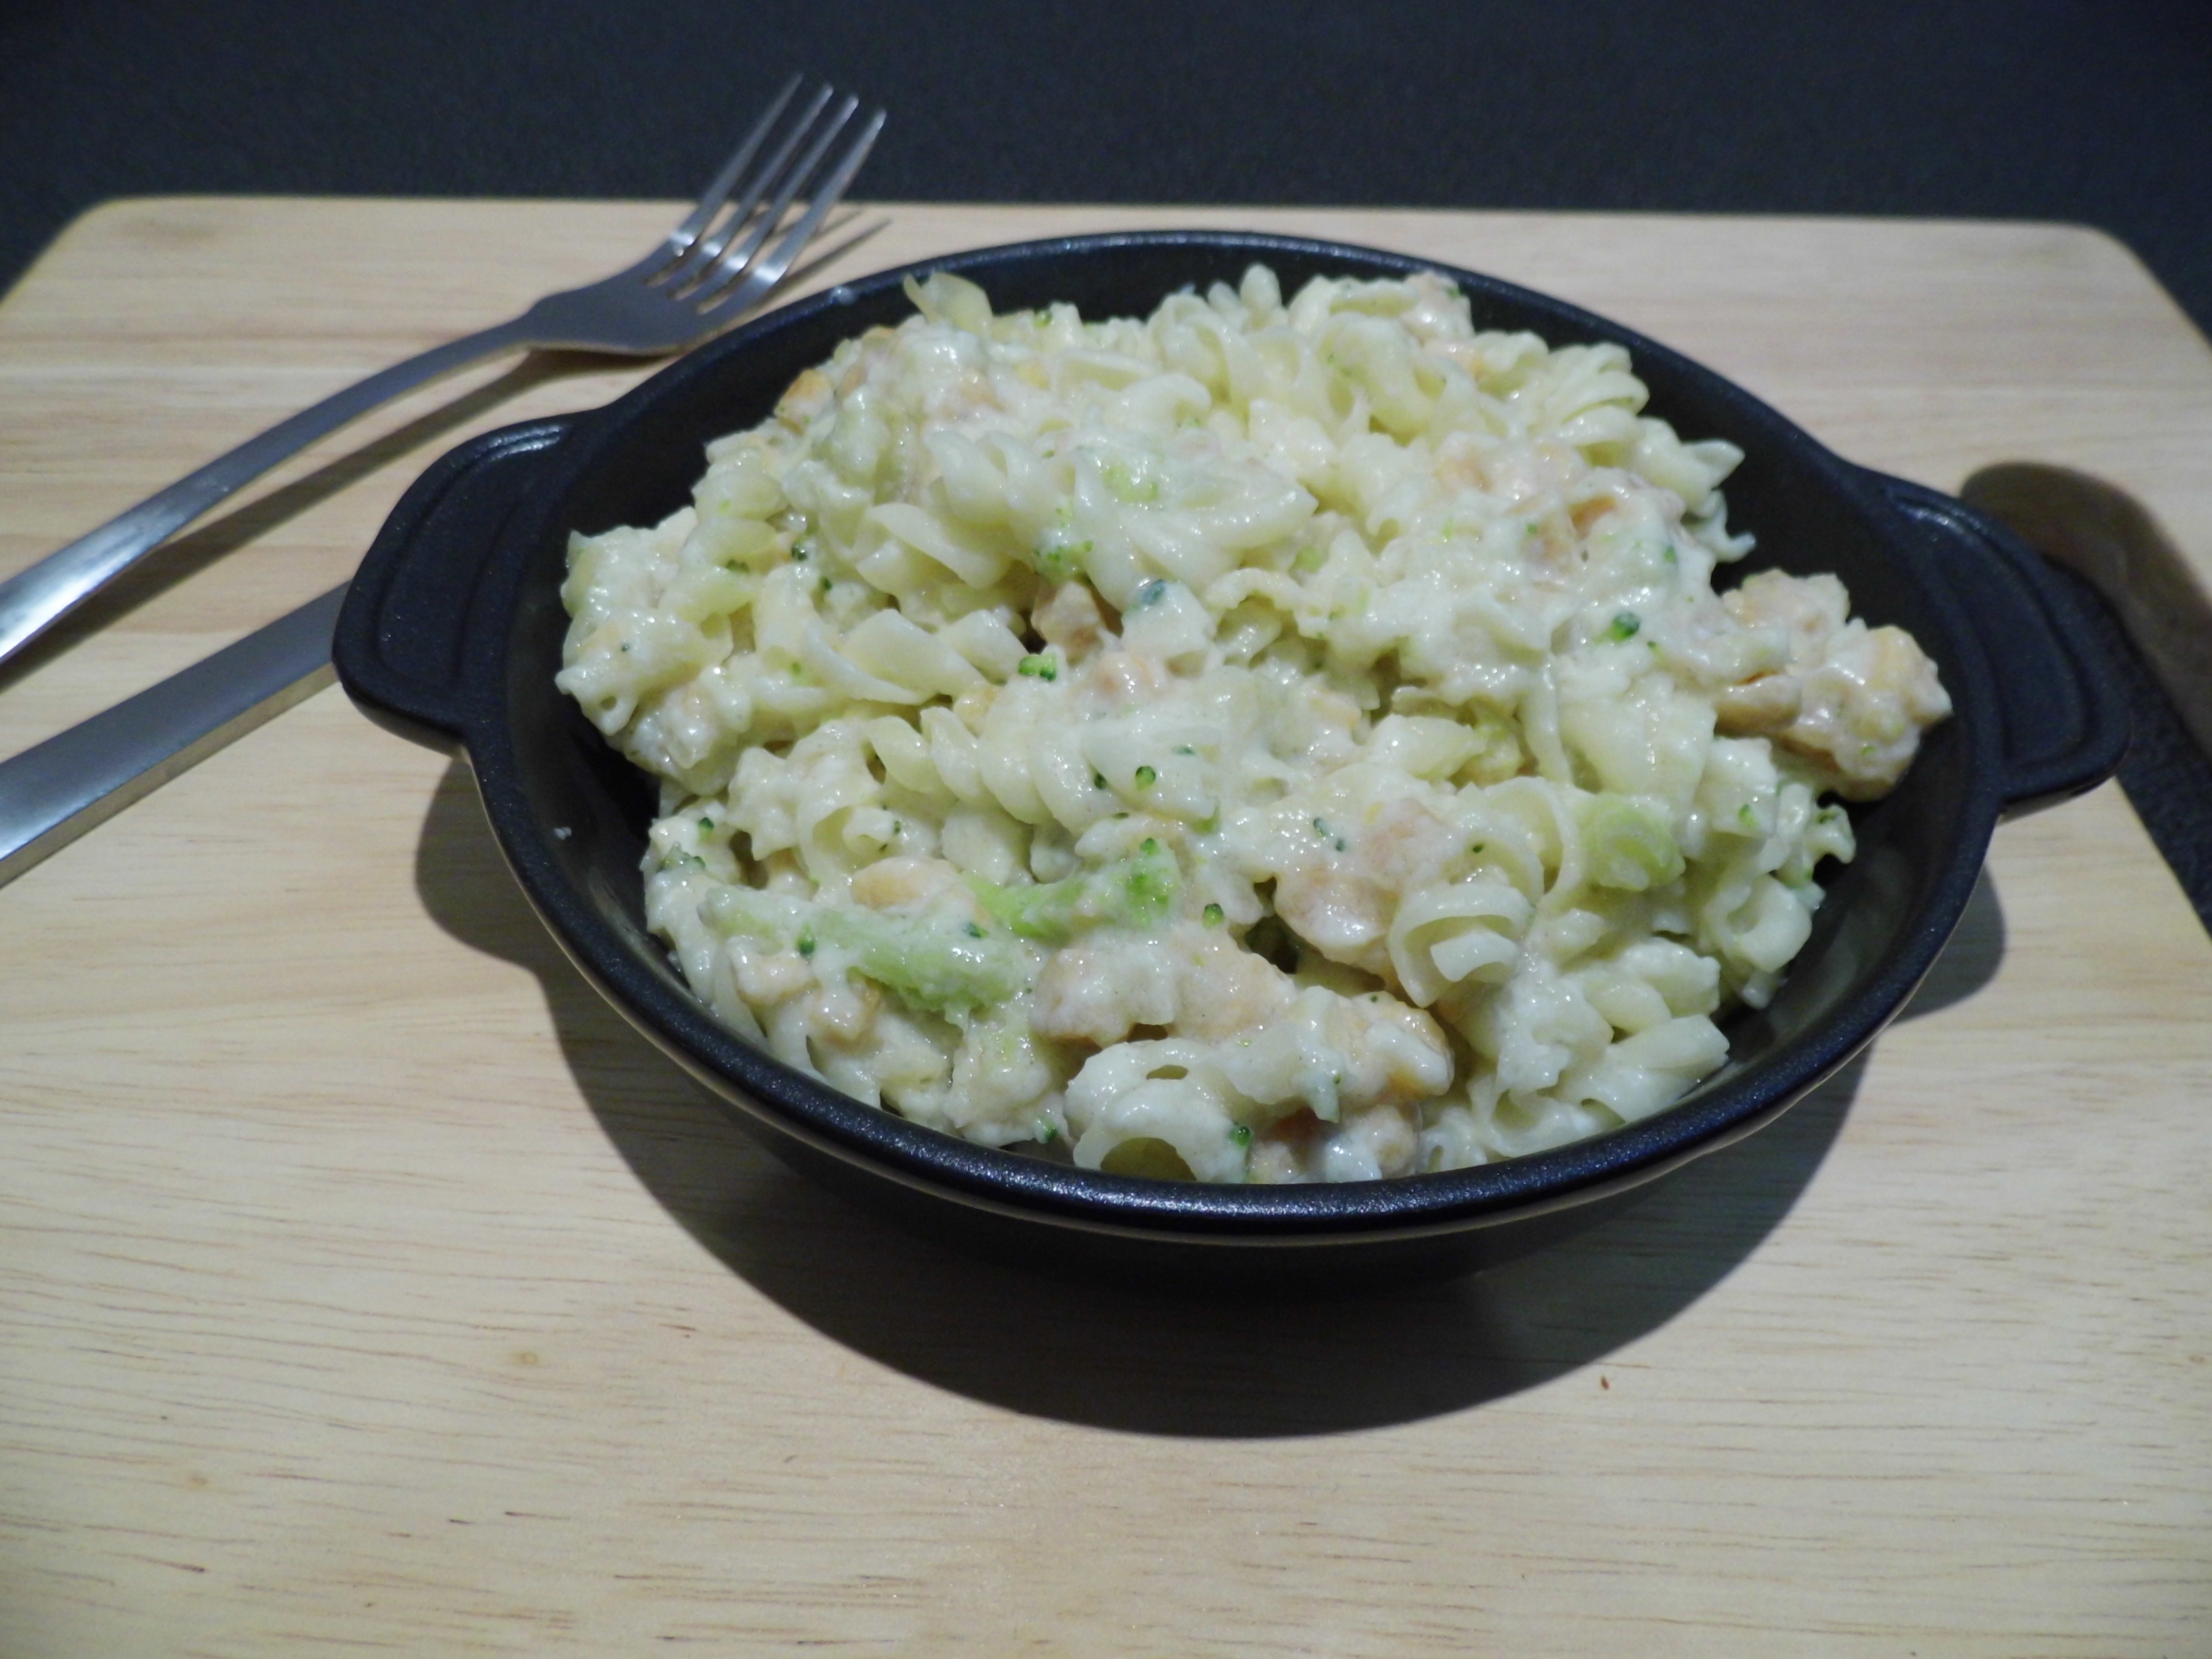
[{"xmin": 0, "ymin": 586, "xmax": 346, "ymax": 889}]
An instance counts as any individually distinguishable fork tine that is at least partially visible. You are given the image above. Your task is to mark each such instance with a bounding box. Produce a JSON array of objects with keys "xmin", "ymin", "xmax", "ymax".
[
  {"xmin": 667, "ymin": 83, "xmax": 838, "ymax": 287},
  {"xmin": 664, "ymin": 73, "xmax": 803, "ymax": 258},
  {"xmin": 688, "ymin": 96, "xmax": 861, "ymax": 296},
  {"xmin": 696, "ymin": 107, "xmax": 885, "ymax": 314},
  {"xmin": 678, "ymin": 91, "xmax": 855, "ymax": 296}
]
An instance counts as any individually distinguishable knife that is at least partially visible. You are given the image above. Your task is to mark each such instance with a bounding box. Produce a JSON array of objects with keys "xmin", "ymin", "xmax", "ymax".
[{"xmin": 0, "ymin": 585, "xmax": 345, "ymax": 889}]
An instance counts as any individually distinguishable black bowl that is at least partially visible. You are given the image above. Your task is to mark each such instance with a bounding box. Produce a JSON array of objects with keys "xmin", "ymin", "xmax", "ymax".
[{"xmin": 334, "ymin": 231, "xmax": 2126, "ymax": 1288}]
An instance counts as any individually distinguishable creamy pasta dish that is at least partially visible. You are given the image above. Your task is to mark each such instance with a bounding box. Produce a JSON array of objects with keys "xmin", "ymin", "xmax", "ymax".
[{"xmin": 556, "ymin": 264, "xmax": 1949, "ymax": 1182}]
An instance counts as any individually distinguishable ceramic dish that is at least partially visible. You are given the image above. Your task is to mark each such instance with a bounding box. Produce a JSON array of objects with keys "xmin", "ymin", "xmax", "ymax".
[{"xmin": 334, "ymin": 231, "xmax": 2127, "ymax": 1287}]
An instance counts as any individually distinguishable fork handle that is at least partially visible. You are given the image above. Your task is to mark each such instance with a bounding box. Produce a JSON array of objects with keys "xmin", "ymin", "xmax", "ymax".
[{"xmin": 0, "ymin": 315, "xmax": 534, "ymax": 675}]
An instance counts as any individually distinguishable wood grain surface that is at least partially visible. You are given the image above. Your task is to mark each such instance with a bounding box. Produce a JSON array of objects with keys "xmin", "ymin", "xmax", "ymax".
[{"xmin": 2, "ymin": 200, "xmax": 2209, "ymax": 1657}]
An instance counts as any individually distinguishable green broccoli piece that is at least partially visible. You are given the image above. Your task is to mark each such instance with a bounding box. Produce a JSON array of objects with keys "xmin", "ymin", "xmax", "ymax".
[
  {"xmin": 968, "ymin": 838, "xmax": 1182, "ymax": 944},
  {"xmin": 1578, "ymin": 793, "xmax": 1685, "ymax": 891},
  {"xmin": 703, "ymin": 888, "xmax": 1024, "ymax": 1012}
]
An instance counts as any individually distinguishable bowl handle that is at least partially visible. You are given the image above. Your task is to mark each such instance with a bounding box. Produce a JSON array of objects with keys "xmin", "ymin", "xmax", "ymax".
[
  {"xmin": 1869, "ymin": 471, "xmax": 2130, "ymax": 819},
  {"xmin": 334, "ymin": 416, "xmax": 576, "ymax": 751}
]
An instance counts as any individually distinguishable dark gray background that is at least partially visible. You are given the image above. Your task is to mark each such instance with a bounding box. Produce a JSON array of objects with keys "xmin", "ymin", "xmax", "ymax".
[
  {"xmin": 6, "ymin": 0, "xmax": 2210, "ymax": 330},
  {"xmin": 4, "ymin": 0, "xmax": 2209, "ymax": 916}
]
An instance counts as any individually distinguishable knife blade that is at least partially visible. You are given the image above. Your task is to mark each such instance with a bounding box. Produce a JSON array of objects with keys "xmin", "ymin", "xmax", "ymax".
[{"xmin": 0, "ymin": 585, "xmax": 346, "ymax": 889}]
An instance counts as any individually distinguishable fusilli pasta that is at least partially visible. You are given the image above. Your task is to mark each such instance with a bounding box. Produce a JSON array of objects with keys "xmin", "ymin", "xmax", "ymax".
[{"xmin": 557, "ymin": 265, "xmax": 1949, "ymax": 1181}]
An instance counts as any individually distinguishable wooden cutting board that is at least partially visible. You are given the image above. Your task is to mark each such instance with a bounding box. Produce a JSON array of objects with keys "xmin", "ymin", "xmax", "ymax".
[{"xmin": 2, "ymin": 200, "xmax": 2209, "ymax": 1657}]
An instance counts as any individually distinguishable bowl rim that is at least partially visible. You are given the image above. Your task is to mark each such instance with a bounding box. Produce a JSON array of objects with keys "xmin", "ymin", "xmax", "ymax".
[{"xmin": 451, "ymin": 229, "xmax": 2003, "ymax": 1239}]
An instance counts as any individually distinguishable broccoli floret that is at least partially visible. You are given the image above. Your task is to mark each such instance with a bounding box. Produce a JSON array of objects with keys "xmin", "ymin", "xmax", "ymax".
[
  {"xmin": 704, "ymin": 888, "xmax": 1024, "ymax": 1012},
  {"xmin": 969, "ymin": 839, "xmax": 1182, "ymax": 943},
  {"xmin": 1577, "ymin": 793, "xmax": 1685, "ymax": 891}
]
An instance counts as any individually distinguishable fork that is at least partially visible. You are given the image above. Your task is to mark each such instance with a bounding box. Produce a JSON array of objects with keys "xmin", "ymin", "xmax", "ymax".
[{"xmin": 0, "ymin": 76, "xmax": 884, "ymax": 676}]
